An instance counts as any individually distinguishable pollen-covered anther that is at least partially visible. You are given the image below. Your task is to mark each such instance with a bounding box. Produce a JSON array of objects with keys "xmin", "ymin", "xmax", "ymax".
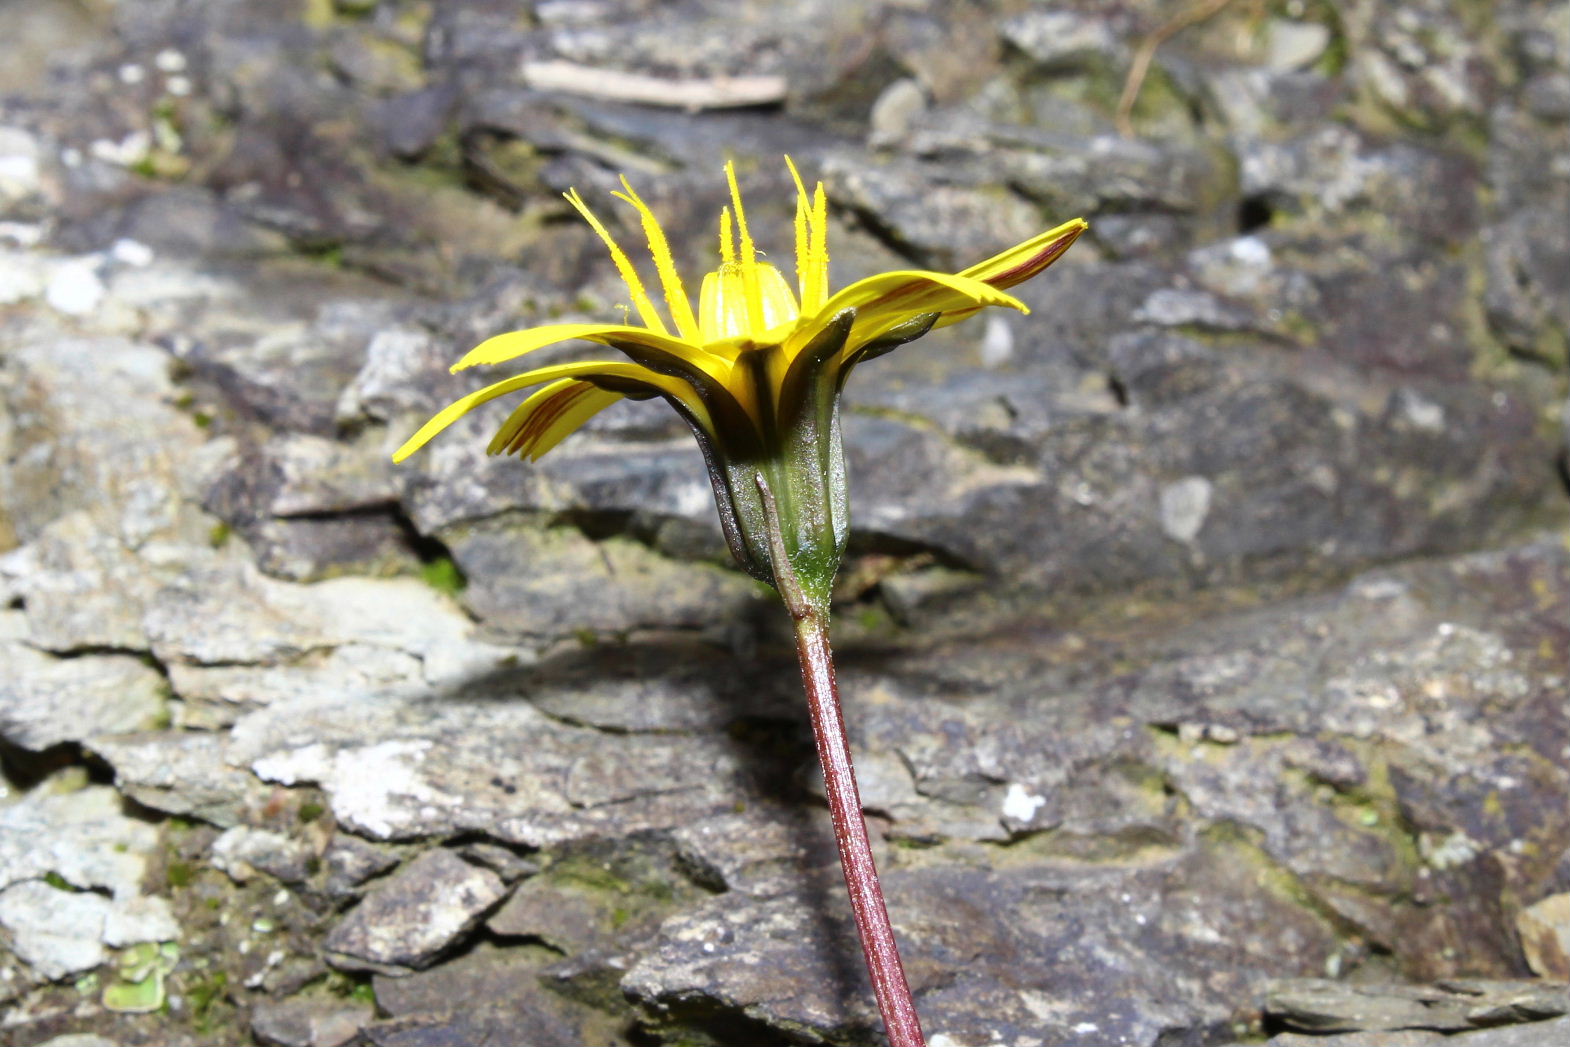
[{"xmin": 698, "ymin": 262, "xmax": 800, "ymax": 345}]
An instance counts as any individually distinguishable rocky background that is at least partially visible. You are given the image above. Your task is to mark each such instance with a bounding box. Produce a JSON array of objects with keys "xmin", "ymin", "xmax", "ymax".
[{"xmin": 2, "ymin": 0, "xmax": 1569, "ymax": 1045}]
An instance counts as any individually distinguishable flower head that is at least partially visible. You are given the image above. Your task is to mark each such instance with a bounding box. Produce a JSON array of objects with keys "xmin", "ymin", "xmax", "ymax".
[{"xmin": 396, "ymin": 160, "xmax": 1085, "ymax": 601}]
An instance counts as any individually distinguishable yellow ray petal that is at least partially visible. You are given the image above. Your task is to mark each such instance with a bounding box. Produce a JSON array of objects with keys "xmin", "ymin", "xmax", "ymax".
[
  {"xmin": 392, "ymin": 360, "xmax": 695, "ymax": 464},
  {"xmin": 523, "ymin": 382, "xmax": 623, "ymax": 460},
  {"xmin": 490, "ymin": 379, "xmax": 624, "ymax": 460},
  {"xmin": 452, "ymin": 322, "xmax": 722, "ymax": 380},
  {"xmin": 612, "ymin": 177, "xmax": 701, "ymax": 342},
  {"xmin": 958, "ymin": 217, "xmax": 1089, "ymax": 291},
  {"xmin": 814, "ymin": 269, "xmax": 1027, "ymax": 342},
  {"xmin": 563, "ymin": 188, "xmax": 670, "ymax": 335},
  {"xmin": 491, "ymin": 379, "xmax": 559, "ymax": 455}
]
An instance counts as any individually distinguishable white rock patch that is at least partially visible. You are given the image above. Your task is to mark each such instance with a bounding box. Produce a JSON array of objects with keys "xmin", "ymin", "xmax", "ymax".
[
  {"xmin": 45, "ymin": 257, "xmax": 106, "ymax": 316},
  {"xmin": 1160, "ymin": 476, "xmax": 1213, "ymax": 544},
  {"xmin": 1002, "ymin": 782, "xmax": 1046, "ymax": 822}
]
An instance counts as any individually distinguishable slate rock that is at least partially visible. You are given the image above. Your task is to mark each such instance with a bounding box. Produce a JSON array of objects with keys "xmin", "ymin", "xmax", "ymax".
[
  {"xmin": 1349, "ymin": 0, "xmax": 1495, "ymax": 128},
  {"xmin": 1001, "ymin": 8, "xmax": 1125, "ymax": 73},
  {"xmin": 100, "ymin": 894, "xmax": 179, "ymax": 948},
  {"xmin": 245, "ymin": 687, "xmax": 756, "ymax": 847},
  {"xmin": 626, "ymin": 838, "xmax": 1345, "ymax": 1047},
  {"xmin": 443, "ymin": 514, "xmax": 761, "ymax": 642},
  {"xmin": 0, "ymin": 640, "xmax": 166, "ymax": 751},
  {"xmin": 1517, "ymin": 893, "xmax": 1570, "ymax": 980},
  {"xmin": 1264, "ymin": 979, "xmax": 1570, "ymax": 1035},
  {"xmin": 31, "ymin": 1036, "xmax": 122, "ymax": 1047},
  {"xmin": 211, "ymin": 826, "xmax": 316, "ymax": 885},
  {"xmin": 201, "ymin": 431, "xmax": 410, "ymax": 581},
  {"xmin": 321, "ymin": 834, "xmax": 402, "ymax": 897},
  {"xmin": 671, "ymin": 802, "xmax": 841, "ymax": 897},
  {"xmin": 88, "ymin": 730, "xmax": 267, "ymax": 828},
  {"xmin": 142, "ymin": 564, "xmax": 514, "ymax": 687},
  {"xmin": 0, "ymin": 509, "xmax": 171, "ymax": 653},
  {"xmin": 1258, "ymin": 1017, "xmax": 1570, "ymax": 1046},
  {"xmin": 1238, "ymin": 127, "xmax": 1482, "ymax": 247},
  {"xmin": 323, "ymin": 848, "xmax": 505, "ymax": 973},
  {"xmin": 454, "ymin": 841, "xmax": 538, "ymax": 883},
  {"xmin": 0, "ymin": 331, "xmax": 211, "ymax": 547},
  {"xmin": 367, "ymin": 942, "xmax": 621, "ymax": 1047},
  {"xmin": 486, "ymin": 835, "xmax": 700, "ymax": 961},
  {"xmin": 516, "ymin": 638, "xmax": 795, "ymax": 733},
  {"xmin": 0, "ymin": 880, "xmax": 111, "ymax": 980},
  {"xmin": 374, "ymin": 86, "xmax": 457, "ymax": 160},
  {"xmin": 822, "ymin": 152, "xmax": 1045, "ymax": 271},
  {"xmin": 107, "ymin": 186, "xmax": 287, "ymax": 260},
  {"xmin": 181, "ymin": 303, "xmax": 402, "ymax": 437},
  {"xmin": 0, "ymin": 782, "xmax": 159, "ymax": 899},
  {"xmin": 1483, "ymin": 206, "xmax": 1570, "ymax": 365},
  {"xmin": 250, "ymin": 995, "xmax": 374, "ymax": 1047}
]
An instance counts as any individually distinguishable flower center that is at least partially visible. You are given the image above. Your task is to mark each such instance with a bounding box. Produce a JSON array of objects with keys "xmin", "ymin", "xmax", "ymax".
[{"xmin": 698, "ymin": 261, "xmax": 800, "ymax": 347}]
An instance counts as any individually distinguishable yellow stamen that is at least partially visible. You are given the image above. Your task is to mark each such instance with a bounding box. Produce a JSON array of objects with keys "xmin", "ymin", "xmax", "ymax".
[
  {"xmin": 724, "ymin": 161, "xmax": 757, "ymax": 266},
  {"xmin": 719, "ymin": 206, "xmax": 735, "ymax": 265},
  {"xmin": 563, "ymin": 189, "xmax": 669, "ymax": 335},
  {"xmin": 808, "ymin": 183, "xmax": 829, "ymax": 313},
  {"xmin": 785, "ymin": 156, "xmax": 811, "ymax": 311},
  {"xmin": 724, "ymin": 161, "xmax": 765, "ymax": 332},
  {"xmin": 613, "ymin": 177, "xmax": 701, "ymax": 342},
  {"xmin": 698, "ymin": 263, "xmax": 799, "ymax": 347}
]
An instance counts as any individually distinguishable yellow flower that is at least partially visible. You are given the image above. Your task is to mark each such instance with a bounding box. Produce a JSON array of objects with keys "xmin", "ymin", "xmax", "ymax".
[{"xmin": 395, "ymin": 159, "xmax": 1085, "ymax": 599}]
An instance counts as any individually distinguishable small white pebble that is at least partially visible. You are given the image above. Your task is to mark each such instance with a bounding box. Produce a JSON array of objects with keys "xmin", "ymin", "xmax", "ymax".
[
  {"xmin": 154, "ymin": 48, "xmax": 187, "ymax": 73},
  {"xmin": 110, "ymin": 238, "xmax": 154, "ymax": 267},
  {"xmin": 45, "ymin": 258, "xmax": 106, "ymax": 316},
  {"xmin": 118, "ymin": 63, "xmax": 145, "ymax": 85},
  {"xmin": 1002, "ymin": 783, "xmax": 1046, "ymax": 822},
  {"xmin": 980, "ymin": 315, "xmax": 1013, "ymax": 367},
  {"xmin": 0, "ymin": 221, "xmax": 42, "ymax": 247},
  {"xmin": 166, "ymin": 76, "xmax": 193, "ymax": 97},
  {"xmin": 1229, "ymin": 235, "xmax": 1271, "ymax": 266},
  {"xmin": 88, "ymin": 130, "xmax": 151, "ymax": 167}
]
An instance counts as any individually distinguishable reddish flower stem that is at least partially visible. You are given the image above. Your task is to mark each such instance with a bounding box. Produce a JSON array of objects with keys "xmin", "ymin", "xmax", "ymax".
[
  {"xmin": 751, "ymin": 472, "xmax": 925, "ymax": 1046},
  {"xmin": 792, "ymin": 610, "xmax": 926, "ymax": 1047}
]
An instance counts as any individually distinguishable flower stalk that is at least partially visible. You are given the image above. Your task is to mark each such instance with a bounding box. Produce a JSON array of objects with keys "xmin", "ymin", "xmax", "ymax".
[
  {"xmin": 796, "ymin": 610, "xmax": 925, "ymax": 1046},
  {"xmin": 757, "ymin": 474, "xmax": 923, "ymax": 1044},
  {"xmin": 756, "ymin": 477, "xmax": 923, "ymax": 1047}
]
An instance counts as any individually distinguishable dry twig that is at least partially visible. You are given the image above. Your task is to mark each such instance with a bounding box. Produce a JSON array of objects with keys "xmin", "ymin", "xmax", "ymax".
[{"xmin": 1116, "ymin": 0, "xmax": 1235, "ymax": 137}]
